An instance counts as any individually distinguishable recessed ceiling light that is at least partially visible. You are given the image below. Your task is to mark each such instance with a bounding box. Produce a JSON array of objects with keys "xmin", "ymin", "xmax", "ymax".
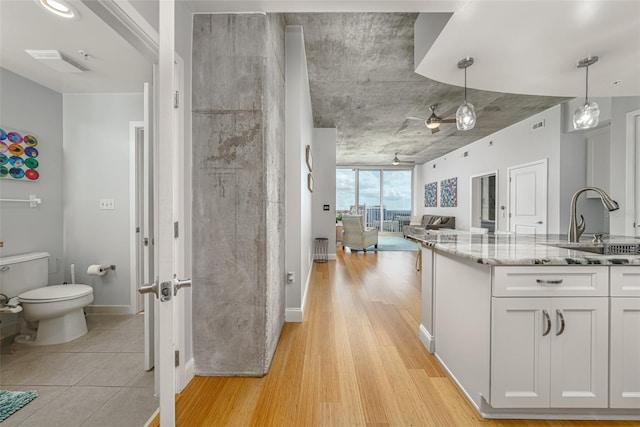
[{"xmin": 35, "ymin": 0, "xmax": 79, "ymax": 19}]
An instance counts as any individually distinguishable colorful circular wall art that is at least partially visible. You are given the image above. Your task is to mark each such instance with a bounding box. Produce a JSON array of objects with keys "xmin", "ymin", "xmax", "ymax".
[{"xmin": 0, "ymin": 128, "xmax": 39, "ymax": 181}]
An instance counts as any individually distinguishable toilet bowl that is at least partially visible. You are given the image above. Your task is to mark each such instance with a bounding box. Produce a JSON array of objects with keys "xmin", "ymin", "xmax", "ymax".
[
  {"xmin": 15, "ymin": 284, "xmax": 94, "ymax": 345},
  {"xmin": 0, "ymin": 252, "xmax": 94, "ymax": 346}
]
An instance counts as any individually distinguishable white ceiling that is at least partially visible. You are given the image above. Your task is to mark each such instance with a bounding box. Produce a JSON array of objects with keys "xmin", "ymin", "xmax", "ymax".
[
  {"xmin": 416, "ymin": 1, "xmax": 640, "ymax": 97},
  {"xmin": 0, "ymin": 0, "xmax": 152, "ymax": 93},
  {"xmin": 4, "ymin": 0, "xmax": 637, "ymax": 98}
]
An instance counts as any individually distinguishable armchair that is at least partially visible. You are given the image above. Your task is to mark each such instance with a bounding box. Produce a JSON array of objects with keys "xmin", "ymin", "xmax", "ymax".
[{"xmin": 341, "ymin": 214, "xmax": 378, "ymax": 253}]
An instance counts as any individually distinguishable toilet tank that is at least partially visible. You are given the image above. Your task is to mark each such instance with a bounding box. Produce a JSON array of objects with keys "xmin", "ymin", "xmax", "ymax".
[{"xmin": 0, "ymin": 252, "xmax": 50, "ymax": 299}]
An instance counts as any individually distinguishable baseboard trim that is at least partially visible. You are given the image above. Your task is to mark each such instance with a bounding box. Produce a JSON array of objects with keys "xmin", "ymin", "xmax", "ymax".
[
  {"xmin": 85, "ymin": 305, "xmax": 131, "ymax": 315},
  {"xmin": 285, "ymin": 261, "xmax": 313, "ymax": 323},
  {"xmin": 184, "ymin": 357, "xmax": 195, "ymax": 386},
  {"xmin": 418, "ymin": 323, "xmax": 435, "ymax": 353},
  {"xmin": 328, "ymin": 254, "xmax": 336, "ymax": 261},
  {"xmin": 285, "ymin": 308, "xmax": 303, "ymax": 322}
]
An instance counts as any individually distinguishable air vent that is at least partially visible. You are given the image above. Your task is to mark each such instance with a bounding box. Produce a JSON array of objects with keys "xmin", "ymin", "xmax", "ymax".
[
  {"xmin": 531, "ymin": 120, "xmax": 545, "ymax": 131},
  {"xmin": 25, "ymin": 50, "xmax": 86, "ymax": 73}
]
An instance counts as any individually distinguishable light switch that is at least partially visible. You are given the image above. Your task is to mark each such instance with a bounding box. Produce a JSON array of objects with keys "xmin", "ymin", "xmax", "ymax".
[{"xmin": 100, "ymin": 199, "xmax": 115, "ymax": 210}]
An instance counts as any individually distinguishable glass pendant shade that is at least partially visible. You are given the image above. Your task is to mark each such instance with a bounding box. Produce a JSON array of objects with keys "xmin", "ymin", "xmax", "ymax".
[
  {"xmin": 573, "ymin": 56, "xmax": 599, "ymax": 130},
  {"xmin": 573, "ymin": 100, "xmax": 600, "ymax": 130},
  {"xmin": 456, "ymin": 57, "xmax": 476, "ymax": 131},
  {"xmin": 456, "ymin": 101, "xmax": 476, "ymax": 130}
]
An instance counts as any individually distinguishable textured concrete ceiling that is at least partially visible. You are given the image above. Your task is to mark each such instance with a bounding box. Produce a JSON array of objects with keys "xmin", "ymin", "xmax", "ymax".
[{"xmin": 284, "ymin": 13, "xmax": 567, "ymax": 166}]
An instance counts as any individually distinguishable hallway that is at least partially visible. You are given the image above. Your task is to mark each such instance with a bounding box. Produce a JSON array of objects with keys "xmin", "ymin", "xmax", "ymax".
[{"xmin": 159, "ymin": 250, "xmax": 636, "ymax": 426}]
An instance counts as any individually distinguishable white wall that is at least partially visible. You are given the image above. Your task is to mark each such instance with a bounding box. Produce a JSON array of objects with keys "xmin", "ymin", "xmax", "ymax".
[
  {"xmin": 63, "ymin": 93, "xmax": 143, "ymax": 308},
  {"xmin": 285, "ymin": 26, "xmax": 315, "ymax": 321},
  {"xmin": 418, "ymin": 105, "xmax": 563, "ymax": 233},
  {"xmin": 609, "ymin": 97, "xmax": 640, "ymax": 235},
  {"xmin": 312, "ymin": 128, "xmax": 337, "ymax": 259},
  {"xmin": 0, "ymin": 68, "xmax": 64, "ymax": 283}
]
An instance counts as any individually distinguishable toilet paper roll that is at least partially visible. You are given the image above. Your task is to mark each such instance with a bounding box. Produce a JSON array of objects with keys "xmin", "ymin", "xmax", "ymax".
[{"xmin": 87, "ymin": 264, "xmax": 108, "ymax": 276}]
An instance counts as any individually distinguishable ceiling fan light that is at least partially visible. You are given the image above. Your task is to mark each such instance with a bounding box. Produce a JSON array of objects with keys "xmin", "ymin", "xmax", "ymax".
[
  {"xmin": 573, "ymin": 100, "xmax": 600, "ymax": 130},
  {"xmin": 425, "ymin": 120, "xmax": 440, "ymax": 129},
  {"xmin": 456, "ymin": 101, "xmax": 476, "ymax": 131}
]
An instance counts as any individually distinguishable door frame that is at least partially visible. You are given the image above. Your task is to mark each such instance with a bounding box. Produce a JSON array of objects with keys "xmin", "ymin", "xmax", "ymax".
[
  {"xmin": 507, "ymin": 158, "xmax": 548, "ymax": 234},
  {"xmin": 469, "ymin": 170, "xmax": 498, "ymax": 232},
  {"xmin": 129, "ymin": 121, "xmax": 145, "ymax": 315},
  {"xmin": 626, "ymin": 108, "xmax": 640, "ymax": 236}
]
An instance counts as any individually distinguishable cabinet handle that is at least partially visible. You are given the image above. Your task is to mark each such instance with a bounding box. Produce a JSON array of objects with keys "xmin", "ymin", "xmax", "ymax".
[
  {"xmin": 542, "ymin": 310, "xmax": 551, "ymax": 336},
  {"xmin": 536, "ymin": 279, "xmax": 563, "ymax": 285},
  {"xmin": 556, "ymin": 309, "xmax": 565, "ymax": 336}
]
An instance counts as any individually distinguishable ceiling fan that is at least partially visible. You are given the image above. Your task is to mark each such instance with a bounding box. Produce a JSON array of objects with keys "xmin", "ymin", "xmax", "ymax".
[
  {"xmin": 392, "ymin": 152, "xmax": 415, "ymax": 165},
  {"xmin": 406, "ymin": 105, "xmax": 456, "ymax": 134}
]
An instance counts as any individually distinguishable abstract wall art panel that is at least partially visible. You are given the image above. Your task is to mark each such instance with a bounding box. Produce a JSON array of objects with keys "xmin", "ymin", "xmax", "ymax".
[
  {"xmin": 424, "ymin": 182, "xmax": 437, "ymax": 207},
  {"xmin": 440, "ymin": 177, "xmax": 457, "ymax": 207},
  {"xmin": 0, "ymin": 127, "xmax": 40, "ymax": 181}
]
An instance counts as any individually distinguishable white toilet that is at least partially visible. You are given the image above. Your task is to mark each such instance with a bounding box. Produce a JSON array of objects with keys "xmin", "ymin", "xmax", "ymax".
[{"xmin": 0, "ymin": 252, "xmax": 94, "ymax": 345}]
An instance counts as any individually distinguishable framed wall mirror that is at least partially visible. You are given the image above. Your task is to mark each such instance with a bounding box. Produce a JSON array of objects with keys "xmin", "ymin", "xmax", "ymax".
[{"xmin": 470, "ymin": 171, "xmax": 498, "ymax": 232}]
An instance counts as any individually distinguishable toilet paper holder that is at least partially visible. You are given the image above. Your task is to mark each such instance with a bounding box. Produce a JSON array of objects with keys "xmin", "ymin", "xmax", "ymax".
[{"xmin": 87, "ymin": 264, "xmax": 117, "ymax": 276}]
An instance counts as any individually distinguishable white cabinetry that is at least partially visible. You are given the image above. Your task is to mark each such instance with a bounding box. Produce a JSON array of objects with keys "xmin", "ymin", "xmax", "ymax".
[
  {"xmin": 491, "ymin": 267, "xmax": 609, "ymax": 409},
  {"xmin": 610, "ymin": 267, "xmax": 640, "ymax": 408}
]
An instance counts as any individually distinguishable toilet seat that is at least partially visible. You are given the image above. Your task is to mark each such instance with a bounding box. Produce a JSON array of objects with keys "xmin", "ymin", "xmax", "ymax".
[{"xmin": 19, "ymin": 284, "xmax": 93, "ymax": 303}]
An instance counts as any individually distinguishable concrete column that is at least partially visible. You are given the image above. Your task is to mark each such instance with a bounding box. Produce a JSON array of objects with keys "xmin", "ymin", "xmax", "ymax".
[{"xmin": 192, "ymin": 13, "xmax": 285, "ymax": 376}]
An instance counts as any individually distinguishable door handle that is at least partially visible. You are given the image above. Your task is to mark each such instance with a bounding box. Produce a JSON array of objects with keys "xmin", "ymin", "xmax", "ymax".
[
  {"xmin": 138, "ymin": 281, "xmax": 158, "ymax": 298},
  {"xmin": 173, "ymin": 276, "xmax": 192, "ymax": 296},
  {"xmin": 556, "ymin": 309, "xmax": 565, "ymax": 336},
  {"xmin": 536, "ymin": 221, "xmax": 543, "ymax": 224},
  {"xmin": 536, "ymin": 279, "xmax": 563, "ymax": 285},
  {"xmin": 542, "ymin": 310, "xmax": 551, "ymax": 336}
]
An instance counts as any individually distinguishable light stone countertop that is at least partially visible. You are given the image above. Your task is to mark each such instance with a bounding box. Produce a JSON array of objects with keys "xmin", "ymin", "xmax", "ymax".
[{"xmin": 408, "ymin": 232, "xmax": 640, "ymax": 266}]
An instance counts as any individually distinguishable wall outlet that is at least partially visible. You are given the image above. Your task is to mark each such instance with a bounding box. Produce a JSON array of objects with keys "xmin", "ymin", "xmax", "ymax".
[{"xmin": 100, "ymin": 199, "xmax": 115, "ymax": 210}]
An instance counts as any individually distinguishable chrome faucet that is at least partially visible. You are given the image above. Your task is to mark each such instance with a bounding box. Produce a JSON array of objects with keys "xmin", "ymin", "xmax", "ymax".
[{"xmin": 568, "ymin": 187, "xmax": 619, "ymax": 242}]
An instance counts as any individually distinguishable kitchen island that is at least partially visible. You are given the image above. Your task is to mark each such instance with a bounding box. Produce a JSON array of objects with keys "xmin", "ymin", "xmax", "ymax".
[{"xmin": 410, "ymin": 232, "xmax": 640, "ymax": 420}]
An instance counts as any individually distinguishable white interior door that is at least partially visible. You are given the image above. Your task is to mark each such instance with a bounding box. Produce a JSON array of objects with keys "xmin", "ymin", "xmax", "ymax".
[
  {"xmin": 157, "ymin": 0, "xmax": 179, "ymax": 424},
  {"xmin": 508, "ymin": 159, "xmax": 548, "ymax": 234}
]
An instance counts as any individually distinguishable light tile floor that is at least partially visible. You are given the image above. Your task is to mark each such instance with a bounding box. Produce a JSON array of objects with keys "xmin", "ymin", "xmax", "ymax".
[{"xmin": 0, "ymin": 314, "xmax": 157, "ymax": 427}]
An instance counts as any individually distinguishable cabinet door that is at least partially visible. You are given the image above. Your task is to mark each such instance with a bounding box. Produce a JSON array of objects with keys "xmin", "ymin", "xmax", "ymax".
[
  {"xmin": 550, "ymin": 297, "xmax": 608, "ymax": 408},
  {"xmin": 610, "ymin": 298, "xmax": 640, "ymax": 408},
  {"xmin": 491, "ymin": 298, "xmax": 551, "ymax": 408}
]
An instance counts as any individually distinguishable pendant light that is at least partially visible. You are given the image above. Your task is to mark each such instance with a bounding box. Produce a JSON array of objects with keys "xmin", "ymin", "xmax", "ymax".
[
  {"xmin": 573, "ymin": 56, "xmax": 599, "ymax": 130},
  {"xmin": 456, "ymin": 57, "xmax": 476, "ymax": 131}
]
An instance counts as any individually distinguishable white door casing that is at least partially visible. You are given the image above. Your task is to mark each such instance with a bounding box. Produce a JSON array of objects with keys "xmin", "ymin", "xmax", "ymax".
[
  {"xmin": 143, "ymin": 80, "xmax": 156, "ymax": 372},
  {"xmin": 508, "ymin": 159, "xmax": 548, "ymax": 234}
]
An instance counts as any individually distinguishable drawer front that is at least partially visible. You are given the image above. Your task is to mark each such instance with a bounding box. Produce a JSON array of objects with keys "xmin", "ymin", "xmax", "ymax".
[
  {"xmin": 493, "ymin": 266, "xmax": 608, "ymax": 297},
  {"xmin": 611, "ymin": 266, "xmax": 640, "ymax": 297}
]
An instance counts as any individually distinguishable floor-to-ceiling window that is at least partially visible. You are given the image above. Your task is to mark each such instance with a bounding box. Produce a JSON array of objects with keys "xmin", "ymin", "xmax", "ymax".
[{"xmin": 336, "ymin": 168, "xmax": 413, "ymax": 233}]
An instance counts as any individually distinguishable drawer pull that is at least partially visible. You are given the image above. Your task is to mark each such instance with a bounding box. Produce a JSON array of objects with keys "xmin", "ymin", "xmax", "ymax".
[
  {"xmin": 556, "ymin": 310, "xmax": 565, "ymax": 336},
  {"xmin": 536, "ymin": 279, "xmax": 563, "ymax": 285},
  {"xmin": 542, "ymin": 310, "xmax": 551, "ymax": 336}
]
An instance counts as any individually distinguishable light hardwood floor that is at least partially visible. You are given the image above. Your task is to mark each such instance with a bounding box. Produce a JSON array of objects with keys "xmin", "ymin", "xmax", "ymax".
[{"xmin": 152, "ymin": 249, "xmax": 637, "ymax": 426}]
